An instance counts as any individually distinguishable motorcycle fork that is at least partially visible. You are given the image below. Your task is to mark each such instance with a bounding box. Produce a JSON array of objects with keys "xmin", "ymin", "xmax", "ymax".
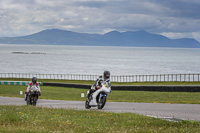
[{"xmin": 99, "ymin": 94, "xmax": 106, "ymax": 101}]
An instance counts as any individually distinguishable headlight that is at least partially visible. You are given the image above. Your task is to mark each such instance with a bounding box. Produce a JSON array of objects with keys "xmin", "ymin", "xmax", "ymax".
[{"xmin": 104, "ymin": 85, "xmax": 109, "ymax": 88}]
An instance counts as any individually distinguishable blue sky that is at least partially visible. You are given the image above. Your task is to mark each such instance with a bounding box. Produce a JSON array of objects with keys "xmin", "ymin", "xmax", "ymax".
[{"xmin": 1, "ymin": 0, "xmax": 200, "ymax": 41}]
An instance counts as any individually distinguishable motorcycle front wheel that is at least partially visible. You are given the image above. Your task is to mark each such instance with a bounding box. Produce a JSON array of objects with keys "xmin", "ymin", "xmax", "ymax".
[
  {"xmin": 98, "ymin": 96, "xmax": 106, "ymax": 109},
  {"xmin": 85, "ymin": 100, "xmax": 91, "ymax": 109},
  {"xmin": 26, "ymin": 96, "xmax": 31, "ymax": 105},
  {"xmin": 33, "ymin": 96, "xmax": 37, "ymax": 106}
]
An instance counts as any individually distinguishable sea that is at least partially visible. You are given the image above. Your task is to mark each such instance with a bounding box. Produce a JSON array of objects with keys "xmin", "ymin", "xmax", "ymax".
[{"xmin": 0, "ymin": 44, "xmax": 200, "ymax": 75}]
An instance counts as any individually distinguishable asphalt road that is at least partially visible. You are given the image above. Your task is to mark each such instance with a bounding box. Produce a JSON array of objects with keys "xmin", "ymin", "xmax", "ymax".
[{"xmin": 0, "ymin": 96, "xmax": 199, "ymax": 121}]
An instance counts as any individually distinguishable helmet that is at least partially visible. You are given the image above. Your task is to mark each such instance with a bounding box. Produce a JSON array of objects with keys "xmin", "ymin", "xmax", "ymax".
[
  {"xmin": 103, "ymin": 70, "xmax": 110, "ymax": 79},
  {"xmin": 32, "ymin": 77, "xmax": 37, "ymax": 83}
]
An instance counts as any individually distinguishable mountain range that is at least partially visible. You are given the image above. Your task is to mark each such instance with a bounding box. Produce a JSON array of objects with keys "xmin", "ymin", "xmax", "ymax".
[{"xmin": 0, "ymin": 29, "xmax": 200, "ymax": 48}]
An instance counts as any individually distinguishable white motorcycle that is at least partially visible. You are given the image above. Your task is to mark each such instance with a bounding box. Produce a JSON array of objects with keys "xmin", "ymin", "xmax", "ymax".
[{"xmin": 85, "ymin": 83, "xmax": 111, "ymax": 109}]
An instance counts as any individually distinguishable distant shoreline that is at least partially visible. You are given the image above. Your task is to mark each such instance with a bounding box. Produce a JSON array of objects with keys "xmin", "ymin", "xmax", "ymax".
[
  {"xmin": 0, "ymin": 29, "xmax": 200, "ymax": 48},
  {"xmin": 12, "ymin": 52, "xmax": 46, "ymax": 54}
]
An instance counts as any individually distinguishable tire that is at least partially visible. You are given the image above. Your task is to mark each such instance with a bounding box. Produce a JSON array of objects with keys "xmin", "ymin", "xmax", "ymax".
[
  {"xmin": 85, "ymin": 100, "xmax": 91, "ymax": 109},
  {"xmin": 33, "ymin": 97, "xmax": 37, "ymax": 106},
  {"xmin": 98, "ymin": 96, "xmax": 106, "ymax": 109},
  {"xmin": 26, "ymin": 101, "xmax": 30, "ymax": 105},
  {"xmin": 27, "ymin": 97, "xmax": 31, "ymax": 105}
]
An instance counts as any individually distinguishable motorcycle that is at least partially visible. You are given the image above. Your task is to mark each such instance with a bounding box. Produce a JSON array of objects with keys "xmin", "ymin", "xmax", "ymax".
[
  {"xmin": 26, "ymin": 85, "xmax": 40, "ymax": 106},
  {"xmin": 85, "ymin": 83, "xmax": 111, "ymax": 109}
]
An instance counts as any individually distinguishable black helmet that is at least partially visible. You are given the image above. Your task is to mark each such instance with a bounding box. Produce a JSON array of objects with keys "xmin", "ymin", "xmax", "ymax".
[
  {"xmin": 103, "ymin": 70, "xmax": 110, "ymax": 79},
  {"xmin": 32, "ymin": 77, "xmax": 37, "ymax": 83}
]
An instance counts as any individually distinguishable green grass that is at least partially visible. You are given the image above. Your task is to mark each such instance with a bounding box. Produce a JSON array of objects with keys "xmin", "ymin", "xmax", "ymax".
[
  {"xmin": 1, "ymin": 78, "xmax": 200, "ymax": 85},
  {"xmin": 1, "ymin": 85, "xmax": 200, "ymax": 104},
  {"xmin": 0, "ymin": 105, "xmax": 199, "ymax": 133}
]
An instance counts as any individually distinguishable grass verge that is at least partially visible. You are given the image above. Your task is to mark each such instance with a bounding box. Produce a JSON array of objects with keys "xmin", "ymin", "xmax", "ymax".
[
  {"xmin": 0, "ymin": 105, "xmax": 199, "ymax": 133},
  {"xmin": 1, "ymin": 85, "xmax": 200, "ymax": 104}
]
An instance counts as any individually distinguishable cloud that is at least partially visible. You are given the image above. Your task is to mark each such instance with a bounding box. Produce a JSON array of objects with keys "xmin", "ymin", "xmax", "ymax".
[
  {"xmin": 153, "ymin": 0, "xmax": 200, "ymax": 19},
  {"xmin": 0, "ymin": 0, "xmax": 200, "ymax": 41}
]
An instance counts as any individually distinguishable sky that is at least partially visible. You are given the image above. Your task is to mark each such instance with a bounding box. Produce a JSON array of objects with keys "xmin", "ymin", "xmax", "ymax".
[{"xmin": 0, "ymin": 0, "xmax": 200, "ymax": 42}]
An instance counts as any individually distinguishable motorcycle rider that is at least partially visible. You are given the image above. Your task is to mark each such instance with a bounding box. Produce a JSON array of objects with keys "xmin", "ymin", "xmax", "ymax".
[
  {"xmin": 25, "ymin": 77, "xmax": 41, "ymax": 101},
  {"xmin": 87, "ymin": 70, "xmax": 111, "ymax": 100}
]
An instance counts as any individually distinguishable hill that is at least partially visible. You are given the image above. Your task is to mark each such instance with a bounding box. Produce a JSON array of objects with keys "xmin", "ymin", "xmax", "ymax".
[{"xmin": 0, "ymin": 29, "xmax": 199, "ymax": 48}]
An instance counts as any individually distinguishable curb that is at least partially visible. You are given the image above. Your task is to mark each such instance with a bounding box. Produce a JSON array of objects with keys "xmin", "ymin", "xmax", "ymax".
[{"xmin": 0, "ymin": 81, "xmax": 41, "ymax": 86}]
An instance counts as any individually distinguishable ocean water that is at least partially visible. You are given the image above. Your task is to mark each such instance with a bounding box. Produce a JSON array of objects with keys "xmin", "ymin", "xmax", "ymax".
[{"xmin": 0, "ymin": 44, "xmax": 200, "ymax": 75}]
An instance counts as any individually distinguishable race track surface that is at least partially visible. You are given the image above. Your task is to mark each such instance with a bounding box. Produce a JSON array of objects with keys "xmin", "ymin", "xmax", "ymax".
[{"xmin": 0, "ymin": 96, "xmax": 199, "ymax": 121}]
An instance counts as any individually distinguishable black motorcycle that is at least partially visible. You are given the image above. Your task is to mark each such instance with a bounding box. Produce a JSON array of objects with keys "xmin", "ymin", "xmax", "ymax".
[{"xmin": 26, "ymin": 86, "xmax": 40, "ymax": 106}]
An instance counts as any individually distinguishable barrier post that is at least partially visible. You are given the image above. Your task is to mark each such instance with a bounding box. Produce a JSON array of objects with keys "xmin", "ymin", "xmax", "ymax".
[
  {"xmin": 193, "ymin": 74, "xmax": 194, "ymax": 82},
  {"xmin": 136, "ymin": 75, "xmax": 137, "ymax": 82},
  {"xmin": 189, "ymin": 74, "xmax": 190, "ymax": 81}
]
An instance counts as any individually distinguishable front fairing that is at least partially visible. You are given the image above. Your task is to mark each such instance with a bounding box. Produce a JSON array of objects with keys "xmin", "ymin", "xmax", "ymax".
[{"xmin": 28, "ymin": 89, "xmax": 40, "ymax": 95}]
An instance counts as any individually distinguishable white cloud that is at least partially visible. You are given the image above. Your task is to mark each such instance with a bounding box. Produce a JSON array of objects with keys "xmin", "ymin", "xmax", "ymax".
[{"xmin": 0, "ymin": 0, "xmax": 200, "ymax": 42}]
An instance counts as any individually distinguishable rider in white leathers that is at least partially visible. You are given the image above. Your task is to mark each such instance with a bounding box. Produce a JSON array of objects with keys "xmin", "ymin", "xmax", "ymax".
[{"xmin": 87, "ymin": 70, "xmax": 111, "ymax": 99}]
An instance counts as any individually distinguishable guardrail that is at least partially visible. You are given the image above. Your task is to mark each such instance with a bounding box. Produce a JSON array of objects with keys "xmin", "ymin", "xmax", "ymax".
[
  {"xmin": 0, "ymin": 73, "xmax": 200, "ymax": 82},
  {"xmin": 43, "ymin": 82, "xmax": 200, "ymax": 92}
]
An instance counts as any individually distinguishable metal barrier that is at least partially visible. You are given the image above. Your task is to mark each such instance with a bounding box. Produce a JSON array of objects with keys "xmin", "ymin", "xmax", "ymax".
[
  {"xmin": 0, "ymin": 73, "xmax": 200, "ymax": 82},
  {"xmin": 43, "ymin": 82, "xmax": 200, "ymax": 92}
]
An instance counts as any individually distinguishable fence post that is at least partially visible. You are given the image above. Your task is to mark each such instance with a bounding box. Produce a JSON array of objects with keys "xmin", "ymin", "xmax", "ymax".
[
  {"xmin": 180, "ymin": 74, "xmax": 181, "ymax": 82},
  {"xmin": 136, "ymin": 75, "xmax": 137, "ymax": 82},
  {"xmin": 184, "ymin": 74, "xmax": 186, "ymax": 82},
  {"xmin": 163, "ymin": 74, "xmax": 165, "ymax": 82},
  {"xmin": 175, "ymin": 74, "xmax": 177, "ymax": 82},
  {"xmin": 189, "ymin": 74, "xmax": 190, "ymax": 81},
  {"xmin": 156, "ymin": 75, "xmax": 157, "ymax": 82},
  {"xmin": 149, "ymin": 75, "xmax": 150, "ymax": 82},
  {"xmin": 132, "ymin": 75, "xmax": 134, "ymax": 82},
  {"xmin": 159, "ymin": 74, "xmax": 161, "ymax": 82},
  {"xmin": 193, "ymin": 74, "xmax": 194, "ymax": 82},
  {"xmin": 168, "ymin": 74, "xmax": 169, "ymax": 81},
  {"xmin": 138, "ymin": 75, "xmax": 140, "ymax": 82},
  {"xmin": 128, "ymin": 75, "xmax": 130, "ymax": 82}
]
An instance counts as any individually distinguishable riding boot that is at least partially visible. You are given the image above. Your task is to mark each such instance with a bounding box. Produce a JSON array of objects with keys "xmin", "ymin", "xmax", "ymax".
[
  {"xmin": 25, "ymin": 95, "xmax": 27, "ymax": 101},
  {"xmin": 24, "ymin": 91, "xmax": 28, "ymax": 101},
  {"xmin": 87, "ymin": 89, "xmax": 95, "ymax": 99}
]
